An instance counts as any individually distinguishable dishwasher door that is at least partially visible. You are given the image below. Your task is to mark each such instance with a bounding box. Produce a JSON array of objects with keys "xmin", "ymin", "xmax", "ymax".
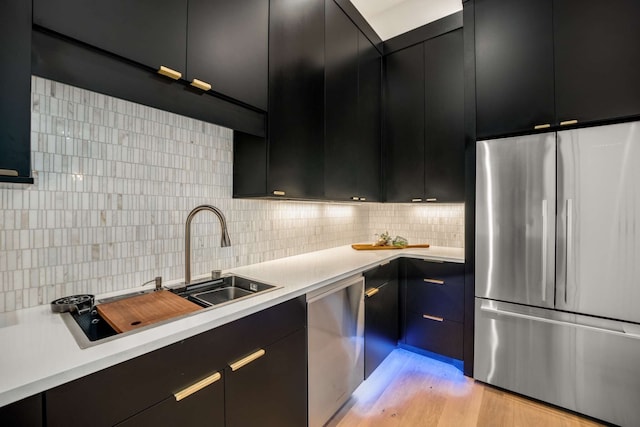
[{"xmin": 307, "ymin": 274, "xmax": 364, "ymax": 427}]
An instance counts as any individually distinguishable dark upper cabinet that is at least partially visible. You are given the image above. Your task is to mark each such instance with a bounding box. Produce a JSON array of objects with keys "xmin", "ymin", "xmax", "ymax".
[
  {"xmin": 475, "ymin": 0, "xmax": 640, "ymax": 139},
  {"xmin": 0, "ymin": 0, "xmax": 32, "ymax": 183},
  {"xmin": 324, "ymin": 0, "xmax": 360, "ymax": 201},
  {"xmin": 267, "ymin": 0, "xmax": 325, "ymax": 199},
  {"xmin": 384, "ymin": 30, "xmax": 465, "ymax": 203},
  {"xmin": 357, "ymin": 32, "xmax": 382, "ymax": 202},
  {"xmin": 187, "ymin": 0, "xmax": 268, "ymax": 110},
  {"xmin": 554, "ymin": 0, "xmax": 640, "ymax": 125},
  {"xmin": 474, "ymin": 0, "xmax": 555, "ymax": 139},
  {"xmin": 364, "ymin": 261, "xmax": 399, "ymax": 378},
  {"xmin": 424, "ymin": 29, "xmax": 465, "ymax": 202},
  {"xmin": 324, "ymin": 0, "xmax": 381, "ymax": 202},
  {"xmin": 384, "ymin": 43, "xmax": 425, "ymax": 202},
  {"xmin": 0, "ymin": 394, "xmax": 42, "ymax": 427},
  {"xmin": 33, "ymin": 0, "xmax": 188, "ymax": 73}
]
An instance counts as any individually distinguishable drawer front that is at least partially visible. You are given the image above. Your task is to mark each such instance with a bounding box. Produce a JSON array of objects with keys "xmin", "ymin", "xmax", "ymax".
[
  {"xmin": 404, "ymin": 311, "xmax": 463, "ymax": 360},
  {"xmin": 364, "ymin": 260, "xmax": 398, "ymax": 290},
  {"xmin": 406, "ymin": 277, "xmax": 463, "ymax": 322},
  {"xmin": 405, "ymin": 258, "xmax": 464, "ymax": 286}
]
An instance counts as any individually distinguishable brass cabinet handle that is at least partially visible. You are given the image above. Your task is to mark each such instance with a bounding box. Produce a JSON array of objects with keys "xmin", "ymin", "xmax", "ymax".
[
  {"xmin": 365, "ymin": 288, "xmax": 379, "ymax": 298},
  {"xmin": 534, "ymin": 124, "xmax": 551, "ymax": 130},
  {"xmin": 0, "ymin": 169, "xmax": 19, "ymax": 177},
  {"xmin": 229, "ymin": 349, "xmax": 266, "ymax": 371},
  {"xmin": 424, "ymin": 278, "xmax": 444, "ymax": 285},
  {"xmin": 157, "ymin": 65, "xmax": 182, "ymax": 80},
  {"xmin": 560, "ymin": 119, "xmax": 578, "ymax": 126},
  {"xmin": 411, "ymin": 198, "xmax": 423, "ymax": 202},
  {"xmin": 352, "ymin": 196, "xmax": 360, "ymax": 201},
  {"xmin": 273, "ymin": 190, "xmax": 285, "ymax": 196},
  {"xmin": 190, "ymin": 78, "xmax": 212, "ymax": 91},
  {"xmin": 423, "ymin": 314, "xmax": 444, "ymax": 322},
  {"xmin": 360, "ymin": 197, "xmax": 366, "ymax": 201},
  {"xmin": 174, "ymin": 372, "xmax": 221, "ymax": 401},
  {"xmin": 425, "ymin": 198, "xmax": 437, "ymax": 202}
]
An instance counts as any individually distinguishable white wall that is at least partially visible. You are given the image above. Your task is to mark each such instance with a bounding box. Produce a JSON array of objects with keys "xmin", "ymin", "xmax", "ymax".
[{"xmin": 0, "ymin": 77, "xmax": 463, "ymax": 313}]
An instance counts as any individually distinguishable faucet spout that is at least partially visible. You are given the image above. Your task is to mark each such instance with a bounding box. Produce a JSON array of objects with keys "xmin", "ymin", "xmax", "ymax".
[{"xmin": 185, "ymin": 204, "xmax": 231, "ymax": 285}]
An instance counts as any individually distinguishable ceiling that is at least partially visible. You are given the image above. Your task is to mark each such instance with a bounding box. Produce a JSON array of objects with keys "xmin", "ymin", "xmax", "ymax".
[{"xmin": 350, "ymin": 0, "xmax": 463, "ymax": 41}]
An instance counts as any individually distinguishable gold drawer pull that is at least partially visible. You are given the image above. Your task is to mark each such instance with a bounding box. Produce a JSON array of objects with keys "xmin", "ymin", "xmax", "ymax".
[
  {"xmin": 423, "ymin": 314, "xmax": 444, "ymax": 322},
  {"xmin": 0, "ymin": 169, "xmax": 19, "ymax": 177},
  {"xmin": 560, "ymin": 119, "xmax": 578, "ymax": 126},
  {"xmin": 352, "ymin": 196, "xmax": 360, "ymax": 201},
  {"xmin": 230, "ymin": 349, "xmax": 266, "ymax": 371},
  {"xmin": 424, "ymin": 278, "xmax": 444, "ymax": 285},
  {"xmin": 273, "ymin": 190, "xmax": 285, "ymax": 196},
  {"xmin": 426, "ymin": 198, "xmax": 437, "ymax": 202},
  {"xmin": 365, "ymin": 288, "xmax": 379, "ymax": 298},
  {"xmin": 534, "ymin": 124, "xmax": 551, "ymax": 130},
  {"xmin": 191, "ymin": 78, "xmax": 212, "ymax": 91},
  {"xmin": 174, "ymin": 372, "xmax": 221, "ymax": 401},
  {"xmin": 157, "ymin": 66, "xmax": 182, "ymax": 80},
  {"xmin": 411, "ymin": 198, "xmax": 423, "ymax": 202},
  {"xmin": 360, "ymin": 197, "xmax": 366, "ymax": 201}
]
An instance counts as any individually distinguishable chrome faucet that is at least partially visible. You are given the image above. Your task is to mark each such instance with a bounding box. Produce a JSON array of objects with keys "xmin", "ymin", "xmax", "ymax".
[{"xmin": 185, "ymin": 205, "xmax": 231, "ymax": 285}]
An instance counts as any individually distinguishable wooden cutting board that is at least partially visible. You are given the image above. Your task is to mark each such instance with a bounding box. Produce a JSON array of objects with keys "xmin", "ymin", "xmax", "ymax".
[
  {"xmin": 351, "ymin": 243, "xmax": 430, "ymax": 250},
  {"xmin": 97, "ymin": 290, "xmax": 201, "ymax": 333}
]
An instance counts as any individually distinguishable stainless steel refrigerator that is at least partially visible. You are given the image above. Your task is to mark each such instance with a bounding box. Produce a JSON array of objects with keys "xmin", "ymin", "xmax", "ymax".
[{"xmin": 474, "ymin": 120, "xmax": 640, "ymax": 426}]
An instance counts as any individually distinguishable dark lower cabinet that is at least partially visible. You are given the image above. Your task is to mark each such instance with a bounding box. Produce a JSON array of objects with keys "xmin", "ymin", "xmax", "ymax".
[
  {"xmin": 0, "ymin": 0, "xmax": 32, "ymax": 183},
  {"xmin": 364, "ymin": 261, "xmax": 399, "ymax": 378},
  {"xmin": 115, "ymin": 376, "xmax": 225, "ymax": 427},
  {"xmin": 0, "ymin": 394, "xmax": 42, "ymax": 427},
  {"xmin": 402, "ymin": 260, "xmax": 464, "ymax": 360},
  {"xmin": 46, "ymin": 297, "xmax": 306, "ymax": 427},
  {"xmin": 226, "ymin": 329, "xmax": 307, "ymax": 427}
]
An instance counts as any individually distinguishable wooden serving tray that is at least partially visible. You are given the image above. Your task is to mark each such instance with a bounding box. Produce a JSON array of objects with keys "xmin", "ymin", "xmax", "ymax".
[
  {"xmin": 351, "ymin": 243, "xmax": 430, "ymax": 250},
  {"xmin": 97, "ymin": 290, "xmax": 201, "ymax": 333}
]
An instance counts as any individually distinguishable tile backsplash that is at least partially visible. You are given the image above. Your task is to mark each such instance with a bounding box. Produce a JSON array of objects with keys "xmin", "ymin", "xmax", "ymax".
[{"xmin": 0, "ymin": 77, "xmax": 463, "ymax": 313}]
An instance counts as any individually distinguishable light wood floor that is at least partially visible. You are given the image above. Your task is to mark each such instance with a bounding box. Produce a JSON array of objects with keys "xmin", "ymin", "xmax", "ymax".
[{"xmin": 327, "ymin": 349, "xmax": 605, "ymax": 427}]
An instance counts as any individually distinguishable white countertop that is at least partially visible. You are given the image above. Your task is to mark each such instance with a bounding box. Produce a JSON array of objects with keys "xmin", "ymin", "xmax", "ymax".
[{"xmin": 0, "ymin": 244, "xmax": 463, "ymax": 407}]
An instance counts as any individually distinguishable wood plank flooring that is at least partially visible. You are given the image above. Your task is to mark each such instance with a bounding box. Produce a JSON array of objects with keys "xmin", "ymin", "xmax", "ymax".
[{"xmin": 327, "ymin": 349, "xmax": 606, "ymax": 427}]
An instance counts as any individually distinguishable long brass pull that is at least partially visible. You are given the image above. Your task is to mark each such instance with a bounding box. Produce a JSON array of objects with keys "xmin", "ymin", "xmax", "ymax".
[
  {"xmin": 424, "ymin": 278, "xmax": 444, "ymax": 285},
  {"xmin": 273, "ymin": 190, "xmax": 285, "ymax": 196},
  {"xmin": 230, "ymin": 349, "xmax": 266, "ymax": 371},
  {"xmin": 0, "ymin": 169, "xmax": 19, "ymax": 177},
  {"xmin": 157, "ymin": 66, "xmax": 182, "ymax": 80},
  {"xmin": 423, "ymin": 314, "xmax": 444, "ymax": 322},
  {"xmin": 411, "ymin": 198, "xmax": 423, "ymax": 202},
  {"xmin": 425, "ymin": 198, "xmax": 437, "ymax": 202},
  {"xmin": 560, "ymin": 119, "xmax": 578, "ymax": 126},
  {"xmin": 191, "ymin": 78, "xmax": 212, "ymax": 91},
  {"xmin": 174, "ymin": 372, "xmax": 221, "ymax": 401},
  {"xmin": 365, "ymin": 288, "xmax": 379, "ymax": 298},
  {"xmin": 534, "ymin": 124, "xmax": 551, "ymax": 130}
]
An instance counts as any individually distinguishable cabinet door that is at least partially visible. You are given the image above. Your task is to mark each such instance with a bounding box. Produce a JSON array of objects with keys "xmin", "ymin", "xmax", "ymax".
[
  {"xmin": 0, "ymin": 394, "xmax": 42, "ymax": 427},
  {"xmin": 357, "ymin": 32, "xmax": 382, "ymax": 202},
  {"xmin": 33, "ymin": 0, "xmax": 187, "ymax": 73},
  {"xmin": 0, "ymin": 0, "xmax": 31, "ymax": 182},
  {"xmin": 424, "ymin": 29, "xmax": 465, "ymax": 202},
  {"xmin": 384, "ymin": 44, "xmax": 425, "ymax": 202},
  {"xmin": 187, "ymin": 0, "xmax": 268, "ymax": 110},
  {"xmin": 554, "ymin": 0, "xmax": 640, "ymax": 125},
  {"xmin": 324, "ymin": 0, "xmax": 360, "ymax": 201},
  {"xmin": 365, "ymin": 279, "xmax": 399, "ymax": 378},
  {"xmin": 115, "ymin": 374, "xmax": 224, "ymax": 427},
  {"xmin": 268, "ymin": 0, "xmax": 325, "ymax": 199},
  {"xmin": 226, "ymin": 329, "xmax": 307, "ymax": 427},
  {"xmin": 475, "ymin": 0, "xmax": 555, "ymax": 138}
]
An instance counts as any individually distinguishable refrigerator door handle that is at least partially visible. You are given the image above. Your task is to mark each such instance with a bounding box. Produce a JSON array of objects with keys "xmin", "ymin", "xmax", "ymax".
[
  {"xmin": 541, "ymin": 199, "xmax": 548, "ymax": 302},
  {"xmin": 479, "ymin": 302, "xmax": 640, "ymax": 340},
  {"xmin": 565, "ymin": 198, "xmax": 574, "ymax": 304}
]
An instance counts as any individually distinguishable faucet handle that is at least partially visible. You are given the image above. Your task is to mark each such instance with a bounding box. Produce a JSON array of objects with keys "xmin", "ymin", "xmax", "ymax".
[{"xmin": 143, "ymin": 276, "xmax": 163, "ymax": 291}]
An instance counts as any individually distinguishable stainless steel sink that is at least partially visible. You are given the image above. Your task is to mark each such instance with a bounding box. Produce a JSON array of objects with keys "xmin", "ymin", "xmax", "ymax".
[{"xmin": 61, "ymin": 275, "xmax": 280, "ymax": 348}]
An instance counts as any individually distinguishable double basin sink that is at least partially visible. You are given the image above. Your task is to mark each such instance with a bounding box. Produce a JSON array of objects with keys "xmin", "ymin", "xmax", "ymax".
[{"xmin": 63, "ymin": 275, "xmax": 279, "ymax": 348}]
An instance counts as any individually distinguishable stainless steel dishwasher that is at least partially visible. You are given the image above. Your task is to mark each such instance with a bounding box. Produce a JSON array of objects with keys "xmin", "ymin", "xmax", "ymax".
[{"xmin": 307, "ymin": 274, "xmax": 364, "ymax": 427}]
